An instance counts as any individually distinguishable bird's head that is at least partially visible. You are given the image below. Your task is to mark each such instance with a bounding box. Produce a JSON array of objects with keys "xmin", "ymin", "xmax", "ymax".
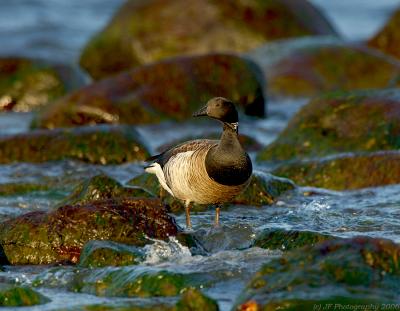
[{"xmin": 192, "ymin": 97, "xmax": 238, "ymax": 124}]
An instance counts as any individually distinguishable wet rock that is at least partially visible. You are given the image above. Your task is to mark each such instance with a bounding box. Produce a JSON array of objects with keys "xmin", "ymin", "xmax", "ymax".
[
  {"xmin": 59, "ymin": 174, "xmax": 152, "ymax": 207},
  {"xmin": 0, "ymin": 125, "xmax": 150, "ymax": 164},
  {"xmin": 129, "ymin": 170, "xmax": 295, "ymax": 212},
  {"xmin": 233, "ymin": 171, "xmax": 295, "ymax": 206},
  {"xmin": 368, "ymin": 8, "xmax": 400, "ymax": 61},
  {"xmin": 0, "ymin": 183, "xmax": 50, "ymax": 196},
  {"xmin": 0, "ymin": 57, "xmax": 83, "ymax": 112},
  {"xmin": 234, "ymin": 236, "xmax": 400, "ymax": 309},
  {"xmin": 248, "ymin": 37, "xmax": 400, "ymax": 98},
  {"xmin": 79, "ymin": 0, "xmax": 336, "ymax": 79},
  {"xmin": 0, "ymin": 198, "xmax": 178, "ymax": 264},
  {"xmin": 79, "ymin": 240, "xmax": 145, "ymax": 267},
  {"xmin": 0, "ymin": 284, "xmax": 50, "ymax": 306},
  {"xmin": 175, "ymin": 288, "xmax": 219, "ymax": 311},
  {"xmin": 254, "ymin": 228, "xmax": 337, "ymax": 251},
  {"xmin": 33, "ymin": 54, "xmax": 265, "ymax": 129},
  {"xmin": 257, "ymin": 89, "xmax": 400, "ymax": 162},
  {"xmin": 272, "ymin": 151, "xmax": 400, "ymax": 190}
]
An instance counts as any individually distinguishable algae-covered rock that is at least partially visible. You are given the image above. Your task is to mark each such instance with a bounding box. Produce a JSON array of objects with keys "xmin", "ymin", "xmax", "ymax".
[
  {"xmin": 234, "ymin": 236, "xmax": 400, "ymax": 309},
  {"xmin": 59, "ymin": 174, "xmax": 152, "ymax": 207},
  {"xmin": 0, "ymin": 125, "xmax": 149, "ymax": 164},
  {"xmin": 272, "ymin": 151, "xmax": 400, "ymax": 190},
  {"xmin": 33, "ymin": 54, "xmax": 265, "ymax": 129},
  {"xmin": 257, "ymin": 89, "xmax": 400, "ymax": 162},
  {"xmin": 368, "ymin": 8, "xmax": 400, "ymax": 61},
  {"xmin": 79, "ymin": 240, "xmax": 145, "ymax": 267},
  {"xmin": 0, "ymin": 57, "xmax": 70, "ymax": 112},
  {"xmin": 249, "ymin": 37, "xmax": 400, "ymax": 98},
  {"xmin": 0, "ymin": 284, "xmax": 50, "ymax": 306},
  {"xmin": 79, "ymin": 0, "xmax": 336, "ymax": 79},
  {"xmin": 0, "ymin": 198, "xmax": 178, "ymax": 264},
  {"xmin": 175, "ymin": 288, "xmax": 219, "ymax": 311},
  {"xmin": 254, "ymin": 228, "xmax": 337, "ymax": 250}
]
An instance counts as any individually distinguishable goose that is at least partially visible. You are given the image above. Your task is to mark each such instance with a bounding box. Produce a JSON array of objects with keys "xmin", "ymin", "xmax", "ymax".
[{"xmin": 145, "ymin": 97, "xmax": 253, "ymax": 228}]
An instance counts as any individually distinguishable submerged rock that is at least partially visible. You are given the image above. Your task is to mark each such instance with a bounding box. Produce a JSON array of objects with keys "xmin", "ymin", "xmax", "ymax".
[
  {"xmin": 79, "ymin": 0, "xmax": 336, "ymax": 79},
  {"xmin": 272, "ymin": 151, "xmax": 400, "ymax": 190},
  {"xmin": 0, "ymin": 125, "xmax": 149, "ymax": 164},
  {"xmin": 249, "ymin": 37, "xmax": 400, "ymax": 98},
  {"xmin": 257, "ymin": 89, "xmax": 400, "ymax": 162},
  {"xmin": 0, "ymin": 284, "xmax": 50, "ymax": 307},
  {"xmin": 128, "ymin": 170, "xmax": 295, "ymax": 212},
  {"xmin": 254, "ymin": 228, "xmax": 337, "ymax": 250},
  {"xmin": 0, "ymin": 198, "xmax": 178, "ymax": 264},
  {"xmin": 33, "ymin": 54, "xmax": 264, "ymax": 129},
  {"xmin": 368, "ymin": 8, "xmax": 400, "ymax": 61},
  {"xmin": 234, "ymin": 236, "xmax": 400, "ymax": 309},
  {"xmin": 79, "ymin": 240, "xmax": 145, "ymax": 267},
  {"xmin": 175, "ymin": 288, "xmax": 219, "ymax": 311},
  {"xmin": 0, "ymin": 57, "xmax": 77, "ymax": 112}
]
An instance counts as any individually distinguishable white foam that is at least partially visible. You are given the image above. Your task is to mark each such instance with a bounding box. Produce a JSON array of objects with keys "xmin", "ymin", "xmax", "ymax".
[{"xmin": 143, "ymin": 236, "xmax": 192, "ymax": 265}]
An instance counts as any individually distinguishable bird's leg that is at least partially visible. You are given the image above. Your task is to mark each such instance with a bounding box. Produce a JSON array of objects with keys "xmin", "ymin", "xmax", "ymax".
[
  {"xmin": 214, "ymin": 205, "xmax": 221, "ymax": 227},
  {"xmin": 185, "ymin": 200, "xmax": 192, "ymax": 229}
]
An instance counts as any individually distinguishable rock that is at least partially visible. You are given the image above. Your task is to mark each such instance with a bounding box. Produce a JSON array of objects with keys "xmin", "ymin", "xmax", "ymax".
[
  {"xmin": 0, "ymin": 125, "xmax": 150, "ymax": 164},
  {"xmin": 254, "ymin": 228, "xmax": 337, "ymax": 250},
  {"xmin": 59, "ymin": 174, "xmax": 152, "ymax": 207},
  {"xmin": 234, "ymin": 236, "xmax": 400, "ymax": 309},
  {"xmin": 0, "ymin": 198, "xmax": 178, "ymax": 264},
  {"xmin": 257, "ymin": 89, "xmax": 400, "ymax": 162},
  {"xmin": 0, "ymin": 57, "xmax": 83, "ymax": 112},
  {"xmin": 32, "ymin": 54, "xmax": 265, "ymax": 129},
  {"xmin": 175, "ymin": 288, "xmax": 219, "ymax": 311},
  {"xmin": 79, "ymin": 0, "xmax": 336, "ymax": 79},
  {"xmin": 79, "ymin": 240, "xmax": 145, "ymax": 267},
  {"xmin": 0, "ymin": 183, "xmax": 49, "ymax": 196},
  {"xmin": 272, "ymin": 151, "xmax": 400, "ymax": 190},
  {"xmin": 368, "ymin": 8, "xmax": 400, "ymax": 61},
  {"xmin": 248, "ymin": 37, "xmax": 400, "ymax": 98},
  {"xmin": 0, "ymin": 284, "xmax": 50, "ymax": 306},
  {"xmin": 129, "ymin": 170, "xmax": 295, "ymax": 212}
]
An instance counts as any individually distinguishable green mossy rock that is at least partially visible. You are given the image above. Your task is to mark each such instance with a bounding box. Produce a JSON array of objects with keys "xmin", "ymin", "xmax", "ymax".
[
  {"xmin": 272, "ymin": 151, "xmax": 400, "ymax": 190},
  {"xmin": 79, "ymin": 240, "xmax": 145, "ymax": 267},
  {"xmin": 175, "ymin": 288, "xmax": 219, "ymax": 311},
  {"xmin": 33, "ymin": 54, "xmax": 265, "ymax": 129},
  {"xmin": 249, "ymin": 37, "xmax": 400, "ymax": 98},
  {"xmin": 257, "ymin": 89, "xmax": 400, "ymax": 162},
  {"xmin": 0, "ymin": 284, "xmax": 50, "ymax": 306},
  {"xmin": 0, "ymin": 125, "xmax": 150, "ymax": 164},
  {"xmin": 254, "ymin": 228, "xmax": 337, "ymax": 250},
  {"xmin": 368, "ymin": 9, "xmax": 400, "ymax": 61},
  {"xmin": 234, "ymin": 236, "xmax": 400, "ymax": 309},
  {"xmin": 0, "ymin": 198, "xmax": 178, "ymax": 264},
  {"xmin": 79, "ymin": 0, "xmax": 336, "ymax": 79},
  {"xmin": 128, "ymin": 170, "xmax": 295, "ymax": 211},
  {"xmin": 54, "ymin": 304, "xmax": 173, "ymax": 311},
  {"xmin": 0, "ymin": 57, "xmax": 68, "ymax": 112},
  {"xmin": 0, "ymin": 183, "xmax": 50, "ymax": 196},
  {"xmin": 59, "ymin": 174, "xmax": 152, "ymax": 207}
]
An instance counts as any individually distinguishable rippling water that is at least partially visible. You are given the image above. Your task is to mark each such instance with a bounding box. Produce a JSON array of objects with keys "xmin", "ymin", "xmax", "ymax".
[{"xmin": 1, "ymin": 1, "xmax": 400, "ymax": 310}]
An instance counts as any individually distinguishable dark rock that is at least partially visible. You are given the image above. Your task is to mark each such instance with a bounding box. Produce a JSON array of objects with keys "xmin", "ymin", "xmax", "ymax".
[
  {"xmin": 0, "ymin": 57, "xmax": 83, "ymax": 112},
  {"xmin": 272, "ymin": 151, "xmax": 400, "ymax": 190},
  {"xmin": 0, "ymin": 284, "xmax": 50, "ymax": 306},
  {"xmin": 175, "ymin": 288, "xmax": 219, "ymax": 311},
  {"xmin": 79, "ymin": 0, "xmax": 336, "ymax": 79},
  {"xmin": 0, "ymin": 125, "xmax": 150, "ymax": 164},
  {"xmin": 79, "ymin": 240, "xmax": 145, "ymax": 267},
  {"xmin": 254, "ymin": 228, "xmax": 337, "ymax": 250},
  {"xmin": 257, "ymin": 89, "xmax": 400, "ymax": 162},
  {"xmin": 59, "ymin": 174, "xmax": 152, "ymax": 207},
  {"xmin": 0, "ymin": 198, "xmax": 178, "ymax": 264},
  {"xmin": 33, "ymin": 54, "xmax": 265, "ymax": 129},
  {"xmin": 368, "ymin": 8, "xmax": 400, "ymax": 61},
  {"xmin": 234, "ymin": 236, "xmax": 400, "ymax": 309},
  {"xmin": 249, "ymin": 37, "xmax": 400, "ymax": 98}
]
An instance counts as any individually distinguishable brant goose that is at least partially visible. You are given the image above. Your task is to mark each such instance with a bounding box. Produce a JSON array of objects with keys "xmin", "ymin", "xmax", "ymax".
[{"xmin": 145, "ymin": 97, "xmax": 252, "ymax": 228}]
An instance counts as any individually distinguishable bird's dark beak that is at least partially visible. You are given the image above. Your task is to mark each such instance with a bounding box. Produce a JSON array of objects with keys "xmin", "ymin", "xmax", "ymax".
[{"xmin": 192, "ymin": 105, "xmax": 208, "ymax": 117}]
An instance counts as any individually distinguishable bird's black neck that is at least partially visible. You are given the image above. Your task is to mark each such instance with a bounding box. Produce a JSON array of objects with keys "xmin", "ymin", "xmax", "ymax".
[{"xmin": 205, "ymin": 122, "xmax": 252, "ymax": 186}]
